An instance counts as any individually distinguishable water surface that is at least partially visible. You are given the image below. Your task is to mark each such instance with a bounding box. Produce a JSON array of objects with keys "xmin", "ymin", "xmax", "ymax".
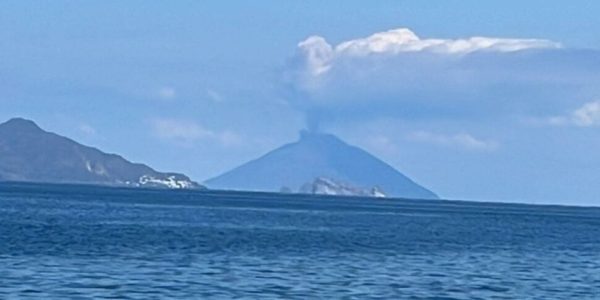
[{"xmin": 1, "ymin": 183, "xmax": 599, "ymax": 299}]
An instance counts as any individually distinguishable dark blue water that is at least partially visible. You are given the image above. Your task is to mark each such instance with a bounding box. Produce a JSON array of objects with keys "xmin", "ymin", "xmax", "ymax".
[{"xmin": 1, "ymin": 183, "xmax": 599, "ymax": 299}]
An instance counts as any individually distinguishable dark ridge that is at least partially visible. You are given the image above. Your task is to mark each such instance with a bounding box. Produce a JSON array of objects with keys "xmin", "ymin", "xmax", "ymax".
[{"xmin": 0, "ymin": 117, "xmax": 202, "ymax": 189}]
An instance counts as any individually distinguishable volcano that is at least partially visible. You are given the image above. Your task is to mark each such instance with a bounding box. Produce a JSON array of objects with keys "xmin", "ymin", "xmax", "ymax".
[{"xmin": 205, "ymin": 131, "xmax": 437, "ymax": 199}]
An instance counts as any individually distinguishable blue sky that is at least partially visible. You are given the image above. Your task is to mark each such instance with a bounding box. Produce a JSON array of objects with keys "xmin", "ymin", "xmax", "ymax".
[{"xmin": 2, "ymin": 1, "xmax": 600, "ymax": 205}]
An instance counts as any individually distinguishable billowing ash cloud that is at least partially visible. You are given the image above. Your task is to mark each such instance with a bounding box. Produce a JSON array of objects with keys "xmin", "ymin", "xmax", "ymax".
[{"xmin": 284, "ymin": 28, "xmax": 600, "ymax": 127}]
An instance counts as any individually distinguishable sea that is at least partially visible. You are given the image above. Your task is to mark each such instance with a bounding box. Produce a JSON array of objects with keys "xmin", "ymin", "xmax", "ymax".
[{"xmin": 1, "ymin": 182, "xmax": 599, "ymax": 299}]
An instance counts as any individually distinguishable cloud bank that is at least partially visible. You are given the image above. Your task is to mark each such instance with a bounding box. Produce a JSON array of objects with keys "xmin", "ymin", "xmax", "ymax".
[
  {"xmin": 408, "ymin": 131, "xmax": 498, "ymax": 151},
  {"xmin": 152, "ymin": 119, "xmax": 241, "ymax": 146},
  {"xmin": 298, "ymin": 28, "xmax": 560, "ymax": 77},
  {"xmin": 285, "ymin": 28, "xmax": 600, "ymax": 129},
  {"xmin": 157, "ymin": 87, "xmax": 177, "ymax": 100}
]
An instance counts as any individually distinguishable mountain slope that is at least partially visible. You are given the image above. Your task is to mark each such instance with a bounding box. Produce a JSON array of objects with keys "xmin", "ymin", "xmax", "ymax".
[
  {"xmin": 205, "ymin": 131, "xmax": 437, "ymax": 199},
  {"xmin": 0, "ymin": 118, "xmax": 201, "ymax": 189}
]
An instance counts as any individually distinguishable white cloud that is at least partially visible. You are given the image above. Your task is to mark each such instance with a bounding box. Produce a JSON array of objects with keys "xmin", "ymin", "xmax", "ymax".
[
  {"xmin": 152, "ymin": 119, "xmax": 241, "ymax": 146},
  {"xmin": 364, "ymin": 135, "xmax": 400, "ymax": 156},
  {"xmin": 157, "ymin": 86, "xmax": 177, "ymax": 100},
  {"xmin": 206, "ymin": 89, "xmax": 223, "ymax": 103},
  {"xmin": 78, "ymin": 124, "xmax": 96, "ymax": 136},
  {"xmin": 336, "ymin": 28, "xmax": 559, "ymax": 55},
  {"xmin": 536, "ymin": 101, "xmax": 600, "ymax": 127},
  {"xmin": 153, "ymin": 119, "xmax": 212, "ymax": 141},
  {"xmin": 572, "ymin": 101, "xmax": 600, "ymax": 127},
  {"xmin": 408, "ymin": 131, "xmax": 498, "ymax": 151},
  {"xmin": 215, "ymin": 130, "xmax": 243, "ymax": 146},
  {"xmin": 297, "ymin": 28, "xmax": 560, "ymax": 78},
  {"xmin": 298, "ymin": 36, "xmax": 335, "ymax": 76}
]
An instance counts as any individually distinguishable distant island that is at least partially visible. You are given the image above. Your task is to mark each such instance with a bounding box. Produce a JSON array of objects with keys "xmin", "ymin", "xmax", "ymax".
[
  {"xmin": 205, "ymin": 130, "xmax": 438, "ymax": 199},
  {"xmin": 0, "ymin": 118, "xmax": 201, "ymax": 189},
  {"xmin": 0, "ymin": 117, "xmax": 437, "ymax": 199}
]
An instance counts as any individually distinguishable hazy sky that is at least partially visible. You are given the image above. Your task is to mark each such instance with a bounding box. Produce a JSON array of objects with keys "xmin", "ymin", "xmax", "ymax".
[{"xmin": 2, "ymin": 1, "xmax": 600, "ymax": 205}]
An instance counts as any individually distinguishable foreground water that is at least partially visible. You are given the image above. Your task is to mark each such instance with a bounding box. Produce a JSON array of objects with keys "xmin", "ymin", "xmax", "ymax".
[{"xmin": 1, "ymin": 183, "xmax": 599, "ymax": 299}]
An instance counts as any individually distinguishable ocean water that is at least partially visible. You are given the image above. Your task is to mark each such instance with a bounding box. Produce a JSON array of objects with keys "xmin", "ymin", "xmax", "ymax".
[{"xmin": 1, "ymin": 183, "xmax": 599, "ymax": 299}]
